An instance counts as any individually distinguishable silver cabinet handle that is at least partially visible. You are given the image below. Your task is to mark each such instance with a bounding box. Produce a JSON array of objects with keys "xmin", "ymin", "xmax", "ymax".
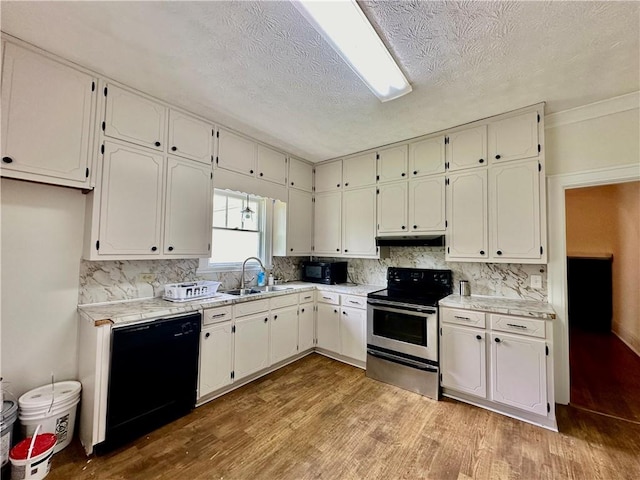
[{"xmin": 506, "ymin": 323, "xmax": 527, "ymax": 329}]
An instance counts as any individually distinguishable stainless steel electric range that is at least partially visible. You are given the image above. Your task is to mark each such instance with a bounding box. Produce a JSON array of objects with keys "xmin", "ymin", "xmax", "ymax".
[{"xmin": 366, "ymin": 267, "xmax": 453, "ymax": 399}]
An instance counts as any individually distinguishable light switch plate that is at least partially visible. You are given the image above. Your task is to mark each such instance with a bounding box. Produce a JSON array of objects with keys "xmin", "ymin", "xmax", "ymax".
[{"xmin": 531, "ymin": 274, "xmax": 543, "ymax": 289}]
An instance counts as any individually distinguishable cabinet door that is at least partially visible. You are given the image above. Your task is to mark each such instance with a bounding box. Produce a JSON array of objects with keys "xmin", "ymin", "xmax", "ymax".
[
  {"xmin": 377, "ymin": 145, "xmax": 408, "ymax": 183},
  {"xmin": 298, "ymin": 303, "xmax": 315, "ymax": 352},
  {"xmin": 408, "ymin": 175, "xmax": 445, "ymax": 233},
  {"xmin": 343, "ymin": 153, "xmax": 376, "ymax": 189},
  {"xmin": 199, "ymin": 322, "xmax": 232, "ymax": 398},
  {"xmin": 489, "ymin": 111, "xmax": 539, "ymax": 164},
  {"xmin": 1, "ymin": 43, "xmax": 95, "ymax": 186},
  {"xmin": 377, "ymin": 182, "xmax": 408, "ymax": 234},
  {"xmin": 104, "ymin": 84, "xmax": 167, "ymax": 151},
  {"xmin": 315, "ymin": 160, "xmax": 342, "ymax": 192},
  {"xmin": 446, "ymin": 170, "xmax": 488, "ymax": 260},
  {"xmin": 440, "ymin": 324, "xmax": 487, "ymax": 398},
  {"xmin": 234, "ymin": 312, "xmax": 270, "ymax": 380},
  {"xmin": 314, "ymin": 192, "xmax": 342, "ymax": 255},
  {"xmin": 342, "ymin": 187, "xmax": 377, "ymax": 257},
  {"xmin": 287, "ymin": 189, "xmax": 313, "ymax": 255},
  {"xmin": 316, "ymin": 303, "xmax": 340, "ymax": 353},
  {"xmin": 168, "ymin": 110, "xmax": 213, "ymax": 164},
  {"xmin": 216, "ymin": 128, "xmax": 257, "ymax": 176},
  {"xmin": 446, "ymin": 125, "xmax": 487, "ymax": 172},
  {"xmin": 256, "ymin": 144, "xmax": 286, "ymax": 185},
  {"xmin": 288, "ymin": 157, "xmax": 313, "ymax": 192},
  {"xmin": 491, "ymin": 332, "xmax": 547, "ymax": 415},
  {"xmin": 340, "ymin": 307, "xmax": 366, "ymax": 362},
  {"xmin": 408, "ymin": 136, "xmax": 445, "ymax": 178},
  {"xmin": 163, "ymin": 157, "xmax": 212, "ymax": 256},
  {"xmin": 270, "ymin": 306, "xmax": 299, "ymax": 365},
  {"xmin": 98, "ymin": 142, "xmax": 164, "ymax": 255},
  {"xmin": 489, "ymin": 160, "xmax": 541, "ymax": 261}
]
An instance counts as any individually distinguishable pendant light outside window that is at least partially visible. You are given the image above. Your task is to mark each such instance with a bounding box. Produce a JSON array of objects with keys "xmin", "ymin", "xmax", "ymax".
[
  {"xmin": 241, "ymin": 194, "xmax": 255, "ymax": 221},
  {"xmin": 293, "ymin": 0, "xmax": 412, "ymax": 102}
]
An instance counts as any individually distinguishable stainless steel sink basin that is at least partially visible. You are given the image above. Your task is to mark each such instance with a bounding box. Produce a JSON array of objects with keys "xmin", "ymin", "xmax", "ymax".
[
  {"xmin": 225, "ymin": 288, "xmax": 262, "ymax": 296},
  {"xmin": 259, "ymin": 285, "xmax": 294, "ymax": 292}
]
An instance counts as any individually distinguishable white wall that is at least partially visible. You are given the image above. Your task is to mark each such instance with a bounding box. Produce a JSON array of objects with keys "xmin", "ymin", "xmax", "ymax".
[{"xmin": 0, "ymin": 179, "xmax": 85, "ymax": 397}]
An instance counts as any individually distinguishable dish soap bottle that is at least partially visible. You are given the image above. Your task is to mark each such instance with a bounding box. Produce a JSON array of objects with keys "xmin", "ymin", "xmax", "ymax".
[
  {"xmin": 257, "ymin": 271, "xmax": 266, "ymax": 287},
  {"xmin": 268, "ymin": 274, "xmax": 274, "ymax": 286}
]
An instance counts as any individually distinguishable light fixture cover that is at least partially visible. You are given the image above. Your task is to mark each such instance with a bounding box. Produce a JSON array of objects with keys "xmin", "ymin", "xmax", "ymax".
[{"xmin": 294, "ymin": 0, "xmax": 412, "ymax": 102}]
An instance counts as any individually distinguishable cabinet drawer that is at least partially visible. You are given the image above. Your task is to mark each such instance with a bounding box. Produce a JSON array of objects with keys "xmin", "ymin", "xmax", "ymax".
[
  {"xmin": 316, "ymin": 291, "xmax": 340, "ymax": 305},
  {"xmin": 341, "ymin": 295, "xmax": 366, "ymax": 310},
  {"xmin": 299, "ymin": 291, "xmax": 315, "ymax": 304},
  {"xmin": 270, "ymin": 293, "xmax": 298, "ymax": 310},
  {"xmin": 441, "ymin": 308, "xmax": 486, "ymax": 328},
  {"xmin": 234, "ymin": 299, "xmax": 270, "ymax": 317},
  {"xmin": 490, "ymin": 314, "xmax": 545, "ymax": 339},
  {"xmin": 203, "ymin": 305, "xmax": 233, "ymax": 326}
]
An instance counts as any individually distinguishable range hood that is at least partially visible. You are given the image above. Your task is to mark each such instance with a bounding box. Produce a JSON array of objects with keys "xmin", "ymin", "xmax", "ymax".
[{"xmin": 375, "ymin": 235, "xmax": 445, "ymax": 247}]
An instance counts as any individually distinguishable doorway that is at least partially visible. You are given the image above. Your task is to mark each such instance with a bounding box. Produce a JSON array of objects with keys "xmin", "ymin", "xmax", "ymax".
[{"xmin": 565, "ymin": 182, "xmax": 640, "ymax": 423}]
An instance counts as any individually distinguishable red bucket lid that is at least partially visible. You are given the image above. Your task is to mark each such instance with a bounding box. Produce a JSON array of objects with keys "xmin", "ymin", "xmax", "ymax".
[{"xmin": 9, "ymin": 433, "xmax": 57, "ymax": 460}]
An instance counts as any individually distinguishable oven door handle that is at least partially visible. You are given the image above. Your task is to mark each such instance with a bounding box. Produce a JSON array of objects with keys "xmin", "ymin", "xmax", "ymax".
[
  {"xmin": 367, "ymin": 349, "xmax": 438, "ymax": 372},
  {"xmin": 367, "ymin": 301, "xmax": 435, "ymax": 317}
]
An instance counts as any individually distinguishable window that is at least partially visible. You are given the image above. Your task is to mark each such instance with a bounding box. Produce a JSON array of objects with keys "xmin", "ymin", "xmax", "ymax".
[{"xmin": 200, "ymin": 189, "xmax": 271, "ymax": 270}]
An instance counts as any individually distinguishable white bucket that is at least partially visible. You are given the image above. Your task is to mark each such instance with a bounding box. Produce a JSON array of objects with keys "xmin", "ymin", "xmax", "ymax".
[
  {"xmin": 18, "ymin": 382, "xmax": 80, "ymax": 411},
  {"xmin": 20, "ymin": 401, "xmax": 78, "ymax": 454},
  {"xmin": 1, "ymin": 400, "xmax": 19, "ymax": 468},
  {"xmin": 18, "ymin": 395, "xmax": 80, "ymax": 416},
  {"xmin": 9, "ymin": 426, "xmax": 56, "ymax": 480}
]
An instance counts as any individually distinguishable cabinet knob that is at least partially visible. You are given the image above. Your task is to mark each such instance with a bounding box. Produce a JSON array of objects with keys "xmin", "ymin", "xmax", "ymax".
[
  {"xmin": 291, "ymin": 182, "xmax": 294, "ymax": 186},
  {"xmin": 495, "ymin": 337, "xmax": 501, "ymax": 343},
  {"xmin": 401, "ymin": 226, "xmax": 406, "ymax": 230},
  {"xmin": 264, "ymin": 318, "xmax": 268, "ymax": 323},
  {"xmin": 343, "ymin": 311, "xmax": 347, "ymax": 315},
  {"xmin": 171, "ymin": 146, "xmax": 177, "ymax": 151},
  {"xmin": 250, "ymin": 169, "xmax": 254, "ymax": 174},
  {"xmin": 344, "ymin": 249, "xmax": 348, "ymax": 253},
  {"xmin": 413, "ymin": 170, "xmax": 418, "ymax": 175},
  {"xmin": 479, "ymin": 159, "xmax": 485, "ymax": 164},
  {"xmin": 476, "ymin": 335, "xmax": 482, "ymax": 340},
  {"xmin": 259, "ymin": 172, "xmax": 263, "ymax": 177},
  {"xmin": 2, "ymin": 157, "xmax": 13, "ymax": 164},
  {"xmin": 413, "ymin": 225, "xmax": 417, "ymax": 229},
  {"xmin": 480, "ymin": 250, "xmax": 485, "ymax": 255},
  {"xmin": 205, "ymin": 332, "xmax": 210, "ymax": 339},
  {"xmin": 151, "ymin": 246, "xmax": 157, "ymax": 251},
  {"xmin": 334, "ymin": 309, "xmax": 338, "ymax": 313},
  {"xmin": 345, "ymin": 182, "xmax": 349, "ymax": 186},
  {"xmin": 274, "ymin": 314, "xmax": 278, "ymax": 319},
  {"xmin": 301, "ymin": 308, "xmax": 305, "ymax": 313},
  {"xmin": 168, "ymin": 246, "xmax": 174, "ymax": 252},
  {"xmin": 495, "ymin": 154, "xmax": 501, "ymax": 160},
  {"xmin": 290, "ymin": 248, "xmax": 293, "ymax": 252},
  {"xmin": 336, "ymin": 248, "xmax": 340, "ymax": 252},
  {"xmin": 337, "ymin": 184, "xmax": 340, "ymax": 188},
  {"xmin": 496, "ymin": 250, "xmax": 502, "ymax": 255},
  {"xmin": 154, "ymin": 141, "xmax": 161, "ymax": 147},
  {"xmin": 401, "ymin": 172, "xmax": 406, "ymax": 177}
]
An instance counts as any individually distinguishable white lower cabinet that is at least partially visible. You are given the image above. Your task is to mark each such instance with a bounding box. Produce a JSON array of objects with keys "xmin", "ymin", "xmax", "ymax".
[
  {"xmin": 316, "ymin": 303, "xmax": 341, "ymax": 352},
  {"xmin": 233, "ymin": 312, "xmax": 270, "ymax": 381},
  {"xmin": 298, "ymin": 300, "xmax": 315, "ymax": 352},
  {"xmin": 340, "ymin": 306, "xmax": 366, "ymax": 362},
  {"xmin": 269, "ymin": 305, "xmax": 299, "ymax": 365},
  {"xmin": 490, "ymin": 331, "xmax": 547, "ymax": 416},
  {"xmin": 440, "ymin": 307, "xmax": 555, "ymax": 430},
  {"xmin": 198, "ymin": 322, "xmax": 233, "ymax": 398}
]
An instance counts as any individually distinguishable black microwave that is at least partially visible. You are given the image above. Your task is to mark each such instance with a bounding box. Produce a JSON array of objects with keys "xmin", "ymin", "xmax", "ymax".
[{"xmin": 301, "ymin": 261, "xmax": 348, "ymax": 285}]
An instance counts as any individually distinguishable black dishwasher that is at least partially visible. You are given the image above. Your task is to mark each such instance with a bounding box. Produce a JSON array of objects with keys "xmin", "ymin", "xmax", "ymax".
[{"xmin": 98, "ymin": 312, "xmax": 201, "ymax": 453}]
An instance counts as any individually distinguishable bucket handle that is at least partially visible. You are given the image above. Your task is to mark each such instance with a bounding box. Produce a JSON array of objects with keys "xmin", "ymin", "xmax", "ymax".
[{"xmin": 27, "ymin": 424, "xmax": 41, "ymax": 461}]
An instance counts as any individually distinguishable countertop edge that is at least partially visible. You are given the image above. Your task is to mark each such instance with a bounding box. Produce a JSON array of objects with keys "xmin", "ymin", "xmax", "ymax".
[{"xmin": 439, "ymin": 294, "xmax": 556, "ymax": 320}]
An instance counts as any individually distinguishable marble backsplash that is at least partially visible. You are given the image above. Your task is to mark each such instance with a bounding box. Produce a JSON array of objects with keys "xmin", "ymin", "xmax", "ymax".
[{"xmin": 78, "ymin": 248, "xmax": 547, "ymax": 304}]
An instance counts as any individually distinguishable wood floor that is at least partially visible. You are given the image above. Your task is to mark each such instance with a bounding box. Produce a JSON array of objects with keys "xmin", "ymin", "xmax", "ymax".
[
  {"xmin": 570, "ymin": 327, "xmax": 640, "ymax": 423},
  {"xmin": 47, "ymin": 354, "xmax": 640, "ymax": 480}
]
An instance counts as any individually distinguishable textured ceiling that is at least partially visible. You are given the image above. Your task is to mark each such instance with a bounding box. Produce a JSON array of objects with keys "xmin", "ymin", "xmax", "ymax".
[{"xmin": 1, "ymin": 1, "xmax": 638, "ymax": 162}]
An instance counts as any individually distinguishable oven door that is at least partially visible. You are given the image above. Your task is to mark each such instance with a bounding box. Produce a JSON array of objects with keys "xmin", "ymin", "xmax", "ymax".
[{"xmin": 367, "ymin": 299, "xmax": 438, "ymax": 362}]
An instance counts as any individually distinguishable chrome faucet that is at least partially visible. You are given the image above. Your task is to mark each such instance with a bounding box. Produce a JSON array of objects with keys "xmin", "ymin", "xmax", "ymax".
[{"xmin": 240, "ymin": 256, "xmax": 266, "ymax": 293}]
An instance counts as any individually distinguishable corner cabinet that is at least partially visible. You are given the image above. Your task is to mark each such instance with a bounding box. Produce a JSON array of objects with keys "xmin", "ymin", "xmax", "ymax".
[
  {"xmin": 314, "ymin": 191, "xmax": 343, "ymax": 255},
  {"xmin": 1, "ymin": 41, "xmax": 97, "ymax": 188}
]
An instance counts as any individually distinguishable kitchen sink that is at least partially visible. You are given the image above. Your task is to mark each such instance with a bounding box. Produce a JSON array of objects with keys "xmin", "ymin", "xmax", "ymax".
[
  {"xmin": 259, "ymin": 285, "xmax": 294, "ymax": 292},
  {"xmin": 225, "ymin": 288, "xmax": 262, "ymax": 296}
]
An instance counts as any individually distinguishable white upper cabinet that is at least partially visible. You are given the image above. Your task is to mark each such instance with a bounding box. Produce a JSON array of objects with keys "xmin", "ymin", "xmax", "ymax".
[
  {"xmin": 489, "ymin": 159, "xmax": 541, "ymax": 261},
  {"xmin": 216, "ymin": 128, "xmax": 257, "ymax": 176},
  {"xmin": 287, "ymin": 189, "xmax": 313, "ymax": 255},
  {"xmin": 98, "ymin": 141, "xmax": 164, "ymax": 256},
  {"xmin": 163, "ymin": 157, "xmax": 212, "ymax": 257},
  {"xmin": 377, "ymin": 145, "xmax": 408, "ymax": 183},
  {"xmin": 489, "ymin": 111, "xmax": 539, "ymax": 164},
  {"xmin": 314, "ymin": 191, "xmax": 342, "ymax": 255},
  {"xmin": 103, "ymin": 83, "xmax": 167, "ymax": 151},
  {"xmin": 343, "ymin": 152, "xmax": 376, "ymax": 189},
  {"xmin": 446, "ymin": 169, "xmax": 488, "ymax": 260},
  {"xmin": 288, "ymin": 157, "xmax": 313, "ymax": 192},
  {"xmin": 408, "ymin": 176, "xmax": 446, "ymax": 233},
  {"xmin": 256, "ymin": 144, "xmax": 286, "ymax": 185},
  {"xmin": 342, "ymin": 187, "xmax": 377, "ymax": 257},
  {"xmin": 446, "ymin": 125, "xmax": 487, "ymax": 172},
  {"xmin": 1, "ymin": 42, "xmax": 96, "ymax": 188},
  {"xmin": 167, "ymin": 110, "xmax": 213, "ymax": 164},
  {"xmin": 409, "ymin": 135, "xmax": 446, "ymax": 178},
  {"xmin": 314, "ymin": 160, "xmax": 342, "ymax": 192},
  {"xmin": 377, "ymin": 182, "xmax": 408, "ymax": 234}
]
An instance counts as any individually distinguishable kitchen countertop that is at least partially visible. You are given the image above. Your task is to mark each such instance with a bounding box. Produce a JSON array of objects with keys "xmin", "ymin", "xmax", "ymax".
[
  {"xmin": 439, "ymin": 294, "xmax": 556, "ymax": 320},
  {"xmin": 78, "ymin": 282, "xmax": 383, "ymax": 326}
]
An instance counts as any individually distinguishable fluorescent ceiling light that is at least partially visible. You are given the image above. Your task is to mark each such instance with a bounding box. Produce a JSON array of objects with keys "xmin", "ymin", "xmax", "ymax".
[{"xmin": 294, "ymin": 0, "xmax": 412, "ymax": 102}]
